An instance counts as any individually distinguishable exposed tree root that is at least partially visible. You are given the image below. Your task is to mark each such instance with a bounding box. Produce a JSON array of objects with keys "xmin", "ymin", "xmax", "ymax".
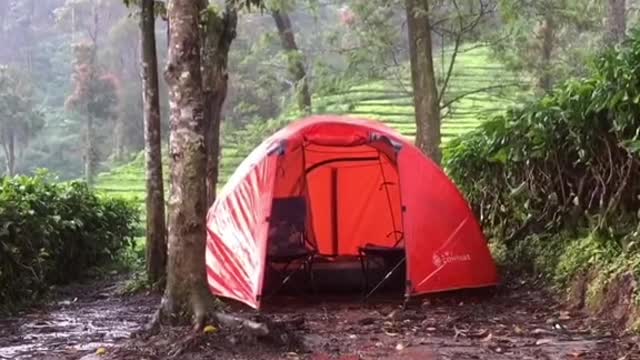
[{"xmin": 212, "ymin": 313, "xmax": 270, "ymax": 337}]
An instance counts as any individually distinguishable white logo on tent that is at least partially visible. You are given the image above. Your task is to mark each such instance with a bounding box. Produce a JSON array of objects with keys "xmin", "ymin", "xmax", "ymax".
[{"xmin": 432, "ymin": 251, "xmax": 471, "ymax": 267}]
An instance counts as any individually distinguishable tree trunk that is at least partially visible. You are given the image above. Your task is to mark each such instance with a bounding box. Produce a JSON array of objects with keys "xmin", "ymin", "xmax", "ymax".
[
  {"xmin": 140, "ymin": 0, "xmax": 167, "ymax": 286},
  {"xmin": 607, "ymin": 0, "xmax": 626, "ymax": 44},
  {"xmin": 161, "ymin": 0, "xmax": 210, "ymax": 328},
  {"xmin": 113, "ymin": 115, "xmax": 125, "ymax": 161},
  {"xmin": 84, "ymin": 114, "xmax": 95, "ymax": 186},
  {"xmin": 3, "ymin": 129, "xmax": 15, "ymax": 176},
  {"xmin": 272, "ymin": 9, "xmax": 311, "ymax": 113},
  {"xmin": 405, "ymin": 0, "xmax": 441, "ymax": 165},
  {"xmin": 200, "ymin": 1, "xmax": 237, "ymax": 207},
  {"xmin": 538, "ymin": 15, "xmax": 554, "ymax": 92}
]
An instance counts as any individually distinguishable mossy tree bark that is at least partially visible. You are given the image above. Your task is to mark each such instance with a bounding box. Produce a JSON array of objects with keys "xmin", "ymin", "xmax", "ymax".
[
  {"xmin": 160, "ymin": 0, "xmax": 211, "ymax": 329},
  {"xmin": 140, "ymin": 0, "xmax": 167, "ymax": 285},
  {"xmin": 200, "ymin": 0, "xmax": 237, "ymax": 207},
  {"xmin": 405, "ymin": 0, "xmax": 441, "ymax": 165}
]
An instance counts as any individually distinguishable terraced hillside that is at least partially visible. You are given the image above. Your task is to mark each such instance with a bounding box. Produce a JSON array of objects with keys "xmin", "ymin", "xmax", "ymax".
[
  {"xmin": 219, "ymin": 45, "xmax": 526, "ymax": 182},
  {"xmin": 94, "ymin": 152, "xmax": 169, "ymax": 225},
  {"xmin": 96, "ymin": 44, "xmax": 526, "ymax": 215}
]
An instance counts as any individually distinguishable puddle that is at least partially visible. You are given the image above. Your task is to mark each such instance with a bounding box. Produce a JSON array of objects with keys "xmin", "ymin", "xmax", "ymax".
[{"xmin": 0, "ymin": 281, "xmax": 157, "ymax": 359}]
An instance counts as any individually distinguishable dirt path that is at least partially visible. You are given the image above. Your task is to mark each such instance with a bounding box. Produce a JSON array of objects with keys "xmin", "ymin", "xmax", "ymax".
[{"xmin": 1, "ymin": 278, "xmax": 638, "ymax": 360}]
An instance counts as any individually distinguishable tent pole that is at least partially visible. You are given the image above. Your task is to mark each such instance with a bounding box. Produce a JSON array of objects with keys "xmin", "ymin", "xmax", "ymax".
[{"xmin": 377, "ymin": 152, "xmax": 401, "ymax": 245}]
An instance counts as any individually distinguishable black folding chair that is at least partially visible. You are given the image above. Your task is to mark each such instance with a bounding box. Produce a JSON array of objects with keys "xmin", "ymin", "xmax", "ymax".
[
  {"xmin": 358, "ymin": 230, "xmax": 406, "ymax": 299},
  {"xmin": 265, "ymin": 197, "xmax": 316, "ymax": 298}
]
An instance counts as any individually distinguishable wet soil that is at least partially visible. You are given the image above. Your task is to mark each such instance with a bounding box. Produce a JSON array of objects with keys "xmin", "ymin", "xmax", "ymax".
[
  {"xmin": 0, "ymin": 277, "xmax": 157, "ymax": 360},
  {"xmin": 1, "ymin": 278, "xmax": 639, "ymax": 360}
]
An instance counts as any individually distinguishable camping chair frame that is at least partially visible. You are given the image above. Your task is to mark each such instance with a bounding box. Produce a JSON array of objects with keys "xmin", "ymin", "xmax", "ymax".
[
  {"xmin": 358, "ymin": 231, "xmax": 406, "ymax": 299},
  {"xmin": 264, "ymin": 197, "xmax": 317, "ymax": 299}
]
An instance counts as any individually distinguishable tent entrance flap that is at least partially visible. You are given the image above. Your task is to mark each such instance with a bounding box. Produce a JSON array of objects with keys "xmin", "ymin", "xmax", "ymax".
[{"xmin": 295, "ymin": 142, "xmax": 404, "ymax": 257}]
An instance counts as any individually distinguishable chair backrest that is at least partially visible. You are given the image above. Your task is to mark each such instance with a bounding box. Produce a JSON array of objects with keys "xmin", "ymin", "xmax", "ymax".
[
  {"xmin": 269, "ymin": 197, "xmax": 307, "ymax": 232},
  {"xmin": 267, "ymin": 197, "xmax": 310, "ymax": 254}
]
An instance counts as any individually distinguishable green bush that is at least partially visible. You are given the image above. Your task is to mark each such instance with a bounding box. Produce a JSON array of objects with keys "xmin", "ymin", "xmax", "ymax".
[
  {"xmin": 0, "ymin": 172, "xmax": 139, "ymax": 313},
  {"xmin": 444, "ymin": 30, "xmax": 640, "ymax": 250}
]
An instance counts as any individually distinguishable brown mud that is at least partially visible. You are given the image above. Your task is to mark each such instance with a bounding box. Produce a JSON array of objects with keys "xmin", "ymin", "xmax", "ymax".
[{"xmin": 1, "ymin": 277, "xmax": 639, "ymax": 360}]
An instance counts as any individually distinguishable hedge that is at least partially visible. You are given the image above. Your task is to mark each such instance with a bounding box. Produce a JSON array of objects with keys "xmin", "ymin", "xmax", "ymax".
[
  {"xmin": 0, "ymin": 172, "xmax": 140, "ymax": 313},
  {"xmin": 444, "ymin": 30, "xmax": 640, "ymax": 249}
]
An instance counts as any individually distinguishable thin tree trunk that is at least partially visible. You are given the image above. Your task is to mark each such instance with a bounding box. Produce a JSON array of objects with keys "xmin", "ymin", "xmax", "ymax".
[
  {"xmin": 161, "ymin": 0, "xmax": 210, "ymax": 328},
  {"xmin": 272, "ymin": 9, "xmax": 311, "ymax": 113},
  {"xmin": 85, "ymin": 114, "xmax": 95, "ymax": 186},
  {"xmin": 607, "ymin": 0, "xmax": 626, "ymax": 44},
  {"xmin": 5, "ymin": 129, "xmax": 15, "ymax": 176},
  {"xmin": 538, "ymin": 15, "xmax": 554, "ymax": 92},
  {"xmin": 140, "ymin": 0, "xmax": 167, "ymax": 285},
  {"xmin": 113, "ymin": 115, "xmax": 125, "ymax": 161},
  {"xmin": 200, "ymin": 1, "xmax": 237, "ymax": 207},
  {"xmin": 405, "ymin": 0, "xmax": 441, "ymax": 165}
]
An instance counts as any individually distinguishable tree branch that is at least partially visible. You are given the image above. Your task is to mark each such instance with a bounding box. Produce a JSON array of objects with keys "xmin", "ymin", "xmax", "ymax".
[{"xmin": 440, "ymin": 82, "xmax": 522, "ymax": 110}]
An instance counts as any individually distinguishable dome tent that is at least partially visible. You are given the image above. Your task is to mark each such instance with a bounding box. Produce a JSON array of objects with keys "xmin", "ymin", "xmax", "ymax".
[{"xmin": 205, "ymin": 115, "xmax": 499, "ymax": 309}]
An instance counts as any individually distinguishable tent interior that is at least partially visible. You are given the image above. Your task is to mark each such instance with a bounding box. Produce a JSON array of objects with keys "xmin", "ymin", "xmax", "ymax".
[{"xmin": 263, "ymin": 138, "xmax": 408, "ymax": 298}]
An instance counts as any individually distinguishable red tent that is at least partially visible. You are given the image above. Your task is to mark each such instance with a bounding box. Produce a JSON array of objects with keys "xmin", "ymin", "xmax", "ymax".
[{"xmin": 206, "ymin": 115, "xmax": 498, "ymax": 309}]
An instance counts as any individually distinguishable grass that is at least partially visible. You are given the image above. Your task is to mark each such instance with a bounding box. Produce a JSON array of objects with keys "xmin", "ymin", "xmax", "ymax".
[{"xmin": 95, "ymin": 43, "xmax": 527, "ymax": 221}]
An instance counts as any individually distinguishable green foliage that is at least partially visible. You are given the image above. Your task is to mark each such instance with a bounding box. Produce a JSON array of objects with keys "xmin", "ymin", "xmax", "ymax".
[
  {"xmin": 445, "ymin": 29, "xmax": 640, "ymax": 273},
  {"xmin": 493, "ymin": 0, "xmax": 606, "ymax": 91},
  {"xmin": 0, "ymin": 171, "xmax": 140, "ymax": 314}
]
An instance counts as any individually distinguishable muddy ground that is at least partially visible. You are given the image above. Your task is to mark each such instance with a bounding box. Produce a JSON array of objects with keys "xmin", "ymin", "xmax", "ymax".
[{"xmin": 1, "ymin": 277, "xmax": 639, "ymax": 360}]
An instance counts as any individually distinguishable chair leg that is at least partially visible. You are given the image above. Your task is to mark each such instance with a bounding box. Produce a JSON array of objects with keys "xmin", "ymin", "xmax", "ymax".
[
  {"xmin": 365, "ymin": 257, "xmax": 406, "ymax": 300},
  {"xmin": 359, "ymin": 253, "xmax": 368, "ymax": 297},
  {"xmin": 308, "ymin": 255, "xmax": 316, "ymax": 294}
]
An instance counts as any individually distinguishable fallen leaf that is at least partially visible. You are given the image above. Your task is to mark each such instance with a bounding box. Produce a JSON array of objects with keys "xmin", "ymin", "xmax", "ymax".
[
  {"xmin": 532, "ymin": 328, "xmax": 553, "ymax": 335},
  {"xmin": 453, "ymin": 326, "xmax": 467, "ymax": 339},
  {"xmin": 472, "ymin": 329, "xmax": 488, "ymax": 338},
  {"xmin": 559, "ymin": 311, "xmax": 571, "ymax": 321},
  {"xmin": 513, "ymin": 325, "xmax": 524, "ymax": 334},
  {"xmin": 384, "ymin": 330, "xmax": 399, "ymax": 337},
  {"xmin": 203, "ymin": 325, "xmax": 218, "ymax": 334},
  {"xmin": 535, "ymin": 339, "xmax": 553, "ymax": 346},
  {"xmin": 481, "ymin": 333, "xmax": 493, "ymax": 342},
  {"xmin": 96, "ymin": 347, "xmax": 107, "ymax": 356}
]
